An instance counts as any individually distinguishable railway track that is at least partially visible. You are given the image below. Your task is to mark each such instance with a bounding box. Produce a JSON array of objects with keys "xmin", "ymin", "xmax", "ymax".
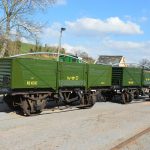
[{"xmin": 111, "ymin": 127, "xmax": 150, "ymax": 150}]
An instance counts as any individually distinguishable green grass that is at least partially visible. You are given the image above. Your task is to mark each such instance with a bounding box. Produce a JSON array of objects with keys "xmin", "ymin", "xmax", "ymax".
[{"xmin": 20, "ymin": 42, "xmax": 35, "ymax": 53}]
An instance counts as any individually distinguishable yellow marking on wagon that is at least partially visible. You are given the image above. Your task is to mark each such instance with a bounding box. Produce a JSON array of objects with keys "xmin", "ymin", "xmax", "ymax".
[
  {"xmin": 100, "ymin": 82, "xmax": 105, "ymax": 85},
  {"xmin": 27, "ymin": 81, "xmax": 38, "ymax": 86},
  {"xmin": 128, "ymin": 81, "xmax": 134, "ymax": 85},
  {"xmin": 67, "ymin": 76, "xmax": 79, "ymax": 80},
  {"xmin": 145, "ymin": 78, "xmax": 150, "ymax": 81}
]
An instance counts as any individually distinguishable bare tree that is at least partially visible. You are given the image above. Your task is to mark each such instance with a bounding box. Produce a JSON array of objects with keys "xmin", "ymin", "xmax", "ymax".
[
  {"xmin": 0, "ymin": 0, "xmax": 55, "ymax": 57},
  {"xmin": 139, "ymin": 59, "xmax": 150, "ymax": 68},
  {"xmin": 75, "ymin": 50, "xmax": 95, "ymax": 64}
]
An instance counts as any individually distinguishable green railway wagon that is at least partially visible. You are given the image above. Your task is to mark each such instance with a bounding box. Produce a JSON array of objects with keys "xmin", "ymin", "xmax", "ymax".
[
  {"xmin": 0, "ymin": 57, "xmax": 96, "ymax": 116},
  {"xmin": 112, "ymin": 67, "xmax": 142, "ymax": 87},
  {"xmin": 0, "ymin": 58, "xmax": 58, "ymax": 115},
  {"xmin": 143, "ymin": 70, "xmax": 150, "ymax": 87},
  {"xmin": 88, "ymin": 64, "xmax": 112, "ymax": 88},
  {"xmin": 0, "ymin": 58, "xmax": 57, "ymax": 91}
]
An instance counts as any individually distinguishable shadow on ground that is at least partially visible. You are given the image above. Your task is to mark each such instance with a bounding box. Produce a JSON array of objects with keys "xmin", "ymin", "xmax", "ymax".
[
  {"xmin": 0, "ymin": 96, "xmax": 83, "ymax": 116},
  {"xmin": 0, "ymin": 96, "xmax": 11, "ymax": 113}
]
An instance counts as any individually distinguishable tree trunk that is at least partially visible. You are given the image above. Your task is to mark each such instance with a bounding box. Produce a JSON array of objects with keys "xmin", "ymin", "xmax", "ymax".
[
  {"xmin": 0, "ymin": 15, "xmax": 10, "ymax": 58},
  {"xmin": 0, "ymin": 41, "xmax": 8, "ymax": 57}
]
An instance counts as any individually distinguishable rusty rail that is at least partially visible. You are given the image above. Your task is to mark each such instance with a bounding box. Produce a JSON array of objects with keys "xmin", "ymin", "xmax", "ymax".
[{"xmin": 111, "ymin": 127, "xmax": 150, "ymax": 150}]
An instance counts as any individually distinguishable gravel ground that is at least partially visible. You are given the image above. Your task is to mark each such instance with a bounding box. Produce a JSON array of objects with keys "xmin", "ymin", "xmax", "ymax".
[{"xmin": 0, "ymin": 98, "xmax": 150, "ymax": 150}]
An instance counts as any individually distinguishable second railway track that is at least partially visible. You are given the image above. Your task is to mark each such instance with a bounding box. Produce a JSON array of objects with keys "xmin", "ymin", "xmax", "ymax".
[{"xmin": 111, "ymin": 127, "xmax": 150, "ymax": 150}]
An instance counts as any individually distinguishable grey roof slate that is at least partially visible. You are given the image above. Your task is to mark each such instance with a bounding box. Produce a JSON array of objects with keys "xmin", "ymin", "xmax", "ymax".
[{"xmin": 96, "ymin": 55, "xmax": 123, "ymax": 65}]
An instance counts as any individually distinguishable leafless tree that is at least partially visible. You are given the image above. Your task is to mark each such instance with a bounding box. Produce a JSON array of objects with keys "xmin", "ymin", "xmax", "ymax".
[
  {"xmin": 75, "ymin": 50, "xmax": 95, "ymax": 63},
  {"xmin": 139, "ymin": 59, "xmax": 150, "ymax": 68},
  {"xmin": 0, "ymin": 0, "xmax": 55, "ymax": 57}
]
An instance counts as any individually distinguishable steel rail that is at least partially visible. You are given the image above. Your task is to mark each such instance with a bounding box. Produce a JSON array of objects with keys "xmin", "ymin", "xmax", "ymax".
[{"xmin": 111, "ymin": 127, "xmax": 150, "ymax": 150}]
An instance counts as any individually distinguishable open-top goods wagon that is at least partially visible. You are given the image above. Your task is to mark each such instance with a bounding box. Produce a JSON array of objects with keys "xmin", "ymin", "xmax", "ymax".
[
  {"xmin": 0, "ymin": 54, "xmax": 149, "ymax": 115},
  {"xmin": 0, "ymin": 56, "xmax": 112, "ymax": 115}
]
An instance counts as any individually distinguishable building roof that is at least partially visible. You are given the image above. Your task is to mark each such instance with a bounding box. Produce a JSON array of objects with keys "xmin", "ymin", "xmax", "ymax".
[{"xmin": 96, "ymin": 55, "xmax": 124, "ymax": 65}]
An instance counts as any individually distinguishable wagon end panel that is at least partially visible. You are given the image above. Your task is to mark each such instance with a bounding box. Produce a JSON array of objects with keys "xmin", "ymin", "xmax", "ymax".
[
  {"xmin": 0, "ymin": 58, "xmax": 12, "ymax": 93},
  {"xmin": 12, "ymin": 58, "xmax": 57, "ymax": 90},
  {"xmin": 112, "ymin": 67, "xmax": 123, "ymax": 86}
]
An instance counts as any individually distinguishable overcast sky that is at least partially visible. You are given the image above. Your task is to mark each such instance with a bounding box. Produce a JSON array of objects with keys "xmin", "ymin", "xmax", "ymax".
[{"xmin": 24, "ymin": 0, "xmax": 150, "ymax": 63}]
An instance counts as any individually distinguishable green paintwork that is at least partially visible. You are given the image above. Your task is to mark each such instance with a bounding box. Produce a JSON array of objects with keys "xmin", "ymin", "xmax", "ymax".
[
  {"xmin": 0, "ymin": 58, "xmax": 86, "ymax": 91},
  {"xmin": 0, "ymin": 58, "xmax": 58, "ymax": 90},
  {"xmin": 143, "ymin": 70, "xmax": 150, "ymax": 86},
  {"xmin": 1, "ymin": 57, "xmax": 148, "ymax": 93},
  {"xmin": 58, "ymin": 62, "xmax": 87, "ymax": 87},
  {"xmin": 88, "ymin": 64, "xmax": 112, "ymax": 87},
  {"xmin": 112, "ymin": 67, "xmax": 123, "ymax": 86},
  {"xmin": 11, "ymin": 58, "xmax": 57, "ymax": 89},
  {"xmin": 112, "ymin": 67, "xmax": 142, "ymax": 87},
  {"xmin": 122, "ymin": 67, "xmax": 142, "ymax": 87},
  {"xmin": 59, "ymin": 55, "xmax": 82, "ymax": 63},
  {"xmin": 0, "ymin": 58, "xmax": 12, "ymax": 88}
]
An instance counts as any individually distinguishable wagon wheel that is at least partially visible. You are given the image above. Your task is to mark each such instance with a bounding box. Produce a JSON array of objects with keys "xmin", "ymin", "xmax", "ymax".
[
  {"xmin": 121, "ymin": 93, "xmax": 126, "ymax": 104},
  {"xmin": 80, "ymin": 94, "xmax": 86, "ymax": 105},
  {"xmin": 96, "ymin": 91, "xmax": 106, "ymax": 102},
  {"xmin": 21, "ymin": 100, "xmax": 31, "ymax": 116},
  {"xmin": 88, "ymin": 94, "xmax": 96, "ymax": 106},
  {"xmin": 128, "ymin": 93, "xmax": 133, "ymax": 103},
  {"xmin": 134, "ymin": 90, "xmax": 139, "ymax": 99},
  {"xmin": 121, "ymin": 93, "xmax": 129, "ymax": 104}
]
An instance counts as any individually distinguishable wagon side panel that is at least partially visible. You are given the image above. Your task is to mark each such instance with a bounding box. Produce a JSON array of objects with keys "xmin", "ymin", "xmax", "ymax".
[
  {"xmin": 88, "ymin": 64, "xmax": 112, "ymax": 88},
  {"xmin": 12, "ymin": 58, "xmax": 57, "ymax": 90},
  {"xmin": 58, "ymin": 62, "xmax": 87, "ymax": 88}
]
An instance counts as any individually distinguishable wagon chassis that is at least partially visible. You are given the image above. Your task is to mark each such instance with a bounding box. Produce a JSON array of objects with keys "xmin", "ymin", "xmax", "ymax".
[{"xmin": 3, "ymin": 87, "xmax": 96, "ymax": 116}]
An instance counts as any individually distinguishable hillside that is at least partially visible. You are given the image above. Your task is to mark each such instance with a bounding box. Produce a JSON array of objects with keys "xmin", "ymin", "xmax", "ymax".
[
  {"xmin": 3, "ymin": 41, "xmax": 94, "ymax": 63},
  {"xmin": 20, "ymin": 42, "xmax": 64, "ymax": 54},
  {"xmin": 20, "ymin": 42, "xmax": 35, "ymax": 53}
]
